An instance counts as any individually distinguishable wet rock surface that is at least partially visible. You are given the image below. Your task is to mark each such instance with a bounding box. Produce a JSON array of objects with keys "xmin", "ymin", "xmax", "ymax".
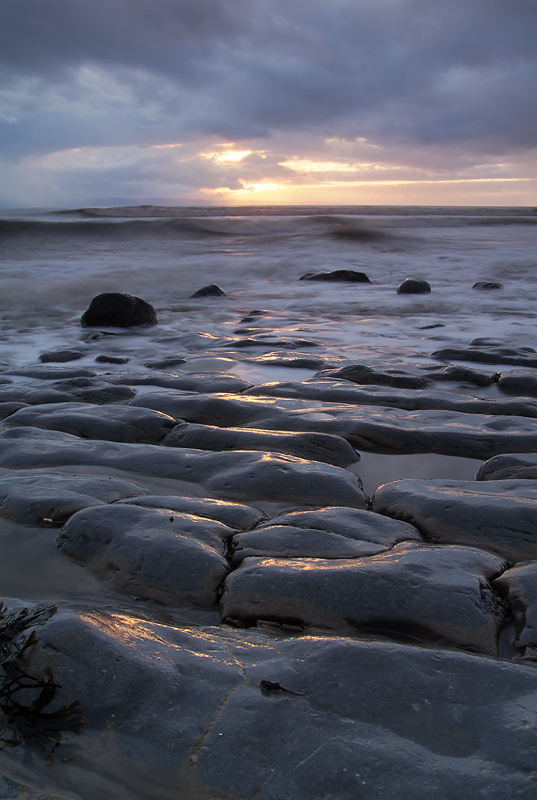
[
  {"xmin": 230, "ymin": 506, "xmax": 421, "ymax": 563},
  {"xmin": 131, "ymin": 390, "xmax": 537, "ymax": 459},
  {"xmin": 163, "ymin": 421, "xmax": 359, "ymax": 466},
  {"xmin": 498, "ymin": 370, "xmax": 537, "ymax": 397},
  {"xmin": 477, "ymin": 452, "xmax": 537, "ymax": 481},
  {"xmin": 2, "ymin": 401, "xmax": 177, "ymax": 443},
  {"xmin": 299, "ymin": 269, "xmax": 371, "ymax": 283},
  {"xmin": 1, "ymin": 331, "xmax": 537, "ymax": 799},
  {"xmin": 2, "ymin": 603, "xmax": 537, "ymax": 800},
  {"xmin": 397, "ymin": 277, "xmax": 431, "ymax": 294},
  {"xmin": 80, "ymin": 292, "xmax": 158, "ymax": 327},
  {"xmin": 373, "ymin": 478, "xmax": 537, "ymax": 564},
  {"xmin": 57, "ymin": 504, "xmax": 231, "ymax": 607},
  {"xmin": 221, "ymin": 543, "xmax": 506, "ymax": 654},
  {"xmin": 0, "ymin": 473, "xmax": 147, "ymax": 526},
  {"xmin": 431, "ymin": 345, "xmax": 537, "ymax": 368}
]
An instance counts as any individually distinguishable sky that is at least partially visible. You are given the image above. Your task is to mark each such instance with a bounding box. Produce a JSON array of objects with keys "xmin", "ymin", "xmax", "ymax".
[{"xmin": 1, "ymin": 0, "xmax": 536, "ymax": 208}]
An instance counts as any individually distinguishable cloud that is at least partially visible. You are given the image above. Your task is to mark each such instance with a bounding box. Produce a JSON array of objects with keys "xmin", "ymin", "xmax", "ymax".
[{"xmin": 1, "ymin": 0, "xmax": 536, "ymax": 205}]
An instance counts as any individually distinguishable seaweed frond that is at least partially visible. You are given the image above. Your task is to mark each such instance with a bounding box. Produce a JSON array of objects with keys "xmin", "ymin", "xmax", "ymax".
[{"xmin": 0, "ymin": 602, "xmax": 83, "ymax": 756}]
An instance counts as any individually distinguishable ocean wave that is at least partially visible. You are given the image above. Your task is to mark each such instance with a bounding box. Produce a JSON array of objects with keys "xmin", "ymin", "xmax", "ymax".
[{"xmin": 1, "ymin": 206, "xmax": 535, "ymax": 245}]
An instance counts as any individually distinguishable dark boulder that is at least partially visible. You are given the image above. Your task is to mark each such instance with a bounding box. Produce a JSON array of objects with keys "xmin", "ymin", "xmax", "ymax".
[
  {"xmin": 299, "ymin": 270, "xmax": 371, "ymax": 283},
  {"xmin": 397, "ymin": 278, "xmax": 431, "ymax": 294},
  {"xmin": 80, "ymin": 293, "xmax": 158, "ymax": 328},
  {"xmin": 189, "ymin": 284, "xmax": 226, "ymax": 298}
]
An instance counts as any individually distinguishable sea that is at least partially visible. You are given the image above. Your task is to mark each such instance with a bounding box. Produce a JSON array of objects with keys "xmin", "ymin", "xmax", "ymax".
[
  {"xmin": 1, "ymin": 202, "xmax": 536, "ymax": 498},
  {"xmin": 0, "ymin": 204, "xmax": 536, "ymax": 797},
  {"xmin": 1, "ymin": 204, "xmax": 536, "ymax": 372}
]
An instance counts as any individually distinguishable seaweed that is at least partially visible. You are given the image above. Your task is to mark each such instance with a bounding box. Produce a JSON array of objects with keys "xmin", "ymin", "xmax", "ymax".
[{"xmin": 0, "ymin": 602, "xmax": 83, "ymax": 756}]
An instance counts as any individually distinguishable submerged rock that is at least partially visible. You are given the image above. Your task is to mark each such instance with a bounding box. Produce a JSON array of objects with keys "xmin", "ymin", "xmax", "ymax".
[
  {"xmin": 246, "ymin": 377, "xmax": 537, "ymax": 418},
  {"xmin": 431, "ymin": 345, "xmax": 537, "ymax": 368},
  {"xmin": 319, "ymin": 364, "xmax": 430, "ymax": 389},
  {"xmin": 221, "ymin": 543, "xmax": 506, "ymax": 654},
  {"xmin": 472, "ymin": 281, "xmax": 503, "ymax": 290},
  {"xmin": 498, "ymin": 371, "xmax": 537, "ymax": 398},
  {"xmin": 106, "ymin": 369, "xmax": 252, "ymax": 393},
  {"xmin": 397, "ymin": 278, "xmax": 431, "ymax": 294},
  {"xmin": 39, "ymin": 349, "xmax": 85, "ymax": 363},
  {"xmin": 80, "ymin": 292, "xmax": 158, "ymax": 328},
  {"xmin": 189, "ymin": 284, "xmax": 226, "ymax": 297},
  {"xmin": 299, "ymin": 269, "xmax": 371, "ymax": 283},
  {"xmin": 373, "ymin": 478, "xmax": 537, "ymax": 564},
  {"xmin": 425, "ymin": 364, "xmax": 495, "ymax": 386}
]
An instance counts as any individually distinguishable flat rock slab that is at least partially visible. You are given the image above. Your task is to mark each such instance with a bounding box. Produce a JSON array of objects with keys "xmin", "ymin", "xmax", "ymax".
[
  {"xmin": 6, "ymin": 366, "xmax": 98, "ymax": 380},
  {"xmin": 0, "ymin": 473, "xmax": 147, "ymax": 526},
  {"xmin": 130, "ymin": 391, "xmax": 537, "ymax": 459},
  {"xmin": 221, "ymin": 544, "xmax": 506, "ymax": 654},
  {"xmin": 431, "ymin": 345, "xmax": 537, "ymax": 368},
  {"xmin": 0, "ymin": 427, "xmax": 366, "ymax": 507},
  {"xmin": 426, "ymin": 364, "xmax": 496, "ymax": 386},
  {"xmin": 2, "ymin": 402, "xmax": 177, "ymax": 443},
  {"xmin": 231, "ymin": 506, "xmax": 421, "ymax": 563},
  {"xmin": 246, "ymin": 377, "xmax": 537, "ymax": 418},
  {"xmin": 0, "ymin": 381, "xmax": 136, "ymax": 406},
  {"xmin": 494, "ymin": 562, "xmax": 537, "ymax": 660},
  {"xmin": 498, "ymin": 371, "xmax": 537, "ymax": 398},
  {"xmin": 222, "ymin": 336, "xmax": 320, "ymax": 350},
  {"xmin": 477, "ymin": 453, "xmax": 537, "ymax": 481},
  {"xmin": 373, "ymin": 478, "xmax": 537, "ymax": 564},
  {"xmin": 231, "ymin": 507, "xmax": 421, "ymax": 563},
  {"xmin": 3, "ymin": 602, "xmax": 537, "ymax": 799},
  {"xmin": 320, "ymin": 363, "xmax": 430, "ymax": 389},
  {"xmin": 242, "ymin": 351, "xmax": 329, "ymax": 368},
  {"xmin": 163, "ymin": 422, "xmax": 359, "ymax": 466},
  {"xmin": 57, "ymin": 503, "xmax": 231, "ymax": 607},
  {"xmin": 105, "ymin": 369, "xmax": 252, "ymax": 393},
  {"xmin": 120, "ymin": 495, "xmax": 267, "ymax": 530}
]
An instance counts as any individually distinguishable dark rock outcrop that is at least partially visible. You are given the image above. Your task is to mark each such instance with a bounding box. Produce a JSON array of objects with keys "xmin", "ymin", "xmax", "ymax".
[
  {"xmin": 477, "ymin": 453, "xmax": 537, "ymax": 481},
  {"xmin": 373, "ymin": 478, "xmax": 537, "ymax": 564},
  {"xmin": 80, "ymin": 293, "xmax": 158, "ymax": 327},
  {"xmin": 299, "ymin": 270, "xmax": 371, "ymax": 283},
  {"xmin": 189, "ymin": 284, "xmax": 226, "ymax": 298},
  {"xmin": 397, "ymin": 278, "xmax": 431, "ymax": 294},
  {"xmin": 221, "ymin": 543, "xmax": 506, "ymax": 654}
]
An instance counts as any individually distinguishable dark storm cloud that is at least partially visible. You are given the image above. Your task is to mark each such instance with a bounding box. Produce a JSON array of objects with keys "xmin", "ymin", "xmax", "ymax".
[{"xmin": 1, "ymin": 0, "xmax": 536, "ymax": 162}]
